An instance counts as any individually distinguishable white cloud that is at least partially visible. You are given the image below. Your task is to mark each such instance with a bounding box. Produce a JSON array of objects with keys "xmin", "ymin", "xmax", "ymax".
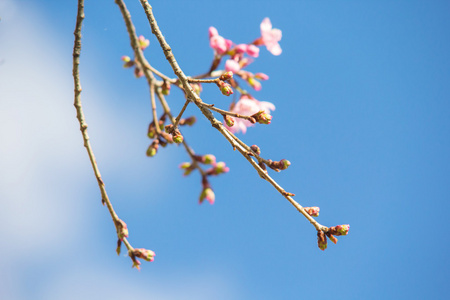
[{"xmin": 0, "ymin": 2, "xmax": 238, "ymax": 299}]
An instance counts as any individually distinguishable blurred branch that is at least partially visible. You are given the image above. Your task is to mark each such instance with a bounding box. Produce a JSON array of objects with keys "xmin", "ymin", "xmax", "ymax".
[{"xmin": 73, "ymin": 0, "xmax": 144, "ymax": 268}]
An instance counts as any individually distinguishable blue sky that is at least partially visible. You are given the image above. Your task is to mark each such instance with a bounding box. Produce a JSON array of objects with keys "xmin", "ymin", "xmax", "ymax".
[{"xmin": 1, "ymin": 0, "xmax": 449, "ymax": 299}]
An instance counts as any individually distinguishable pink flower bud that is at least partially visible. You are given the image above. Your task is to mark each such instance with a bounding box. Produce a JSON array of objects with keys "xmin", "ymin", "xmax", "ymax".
[
  {"xmin": 254, "ymin": 73, "xmax": 269, "ymax": 80},
  {"xmin": 279, "ymin": 159, "xmax": 291, "ymax": 170},
  {"xmin": 235, "ymin": 44, "xmax": 248, "ymax": 53},
  {"xmin": 252, "ymin": 110, "xmax": 272, "ymax": 124},
  {"xmin": 329, "ymin": 224, "xmax": 350, "ymax": 236},
  {"xmin": 172, "ymin": 132, "xmax": 183, "ymax": 144},
  {"xmin": 326, "ymin": 233, "xmax": 338, "ymax": 244},
  {"xmin": 203, "ymin": 154, "xmax": 216, "ymax": 165},
  {"xmin": 181, "ymin": 116, "xmax": 196, "ymax": 126},
  {"xmin": 224, "ymin": 115, "xmax": 235, "ymax": 127},
  {"xmin": 162, "ymin": 81, "xmax": 171, "ymax": 95},
  {"xmin": 225, "ymin": 59, "xmax": 241, "ymax": 73},
  {"xmin": 116, "ymin": 219, "xmax": 129, "ymax": 241},
  {"xmin": 133, "ymin": 248, "xmax": 156, "ymax": 262},
  {"xmin": 248, "ymin": 77, "xmax": 262, "ymax": 91},
  {"xmin": 121, "ymin": 55, "xmax": 131, "ymax": 62},
  {"xmin": 138, "ymin": 35, "xmax": 150, "ymax": 50},
  {"xmin": 218, "ymin": 81, "xmax": 233, "ymax": 96},
  {"xmin": 251, "ymin": 145, "xmax": 261, "ymax": 155},
  {"xmin": 179, "ymin": 162, "xmax": 191, "ymax": 169},
  {"xmin": 304, "ymin": 207, "xmax": 320, "ymax": 217},
  {"xmin": 134, "ymin": 66, "xmax": 144, "ymax": 78},
  {"xmin": 146, "ymin": 140, "xmax": 159, "ymax": 157},
  {"xmin": 199, "ymin": 187, "xmax": 215, "ymax": 205},
  {"xmin": 220, "ymin": 71, "xmax": 234, "ymax": 81},
  {"xmin": 208, "ymin": 26, "xmax": 219, "ymax": 38},
  {"xmin": 190, "ymin": 83, "xmax": 202, "ymax": 96},
  {"xmin": 179, "ymin": 162, "xmax": 195, "ymax": 176},
  {"xmin": 317, "ymin": 230, "xmax": 327, "ymax": 251},
  {"xmin": 213, "ymin": 161, "xmax": 230, "ymax": 174},
  {"xmin": 246, "ymin": 44, "xmax": 260, "ymax": 57}
]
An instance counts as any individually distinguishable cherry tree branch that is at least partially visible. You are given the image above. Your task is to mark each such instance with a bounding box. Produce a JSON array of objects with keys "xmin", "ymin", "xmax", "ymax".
[
  {"xmin": 115, "ymin": 0, "xmax": 208, "ymax": 179},
  {"xmin": 72, "ymin": 0, "xmax": 136, "ymax": 261},
  {"xmin": 138, "ymin": 0, "xmax": 327, "ymax": 232}
]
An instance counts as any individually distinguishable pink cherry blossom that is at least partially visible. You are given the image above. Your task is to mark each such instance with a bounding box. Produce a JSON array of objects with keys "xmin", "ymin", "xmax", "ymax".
[
  {"xmin": 225, "ymin": 59, "xmax": 241, "ymax": 73},
  {"xmin": 246, "ymin": 44, "xmax": 260, "ymax": 57},
  {"xmin": 209, "ymin": 26, "xmax": 232, "ymax": 55},
  {"xmin": 226, "ymin": 95, "xmax": 275, "ymax": 134},
  {"xmin": 260, "ymin": 18, "xmax": 282, "ymax": 56}
]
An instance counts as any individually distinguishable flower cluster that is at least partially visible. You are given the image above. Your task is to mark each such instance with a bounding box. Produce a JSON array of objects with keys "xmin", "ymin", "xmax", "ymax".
[
  {"xmin": 180, "ymin": 154, "xmax": 229, "ymax": 205},
  {"xmin": 121, "ymin": 35, "xmax": 150, "ymax": 78},
  {"xmin": 206, "ymin": 19, "xmax": 282, "ymax": 134},
  {"xmin": 317, "ymin": 224, "xmax": 350, "ymax": 251},
  {"xmin": 226, "ymin": 95, "xmax": 275, "ymax": 134},
  {"xmin": 115, "ymin": 14, "xmax": 350, "ymax": 269}
]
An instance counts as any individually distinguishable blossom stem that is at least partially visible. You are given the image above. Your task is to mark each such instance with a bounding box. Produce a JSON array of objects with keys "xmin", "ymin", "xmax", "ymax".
[
  {"xmin": 188, "ymin": 78, "xmax": 219, "ymax": 84},
  {"xmin": 173, "ymin": 99, "xmax": 190, "ymax": 129},
  {"xmin": 202, "ymin": 102, "xmax": 256, "ymax": 123}
]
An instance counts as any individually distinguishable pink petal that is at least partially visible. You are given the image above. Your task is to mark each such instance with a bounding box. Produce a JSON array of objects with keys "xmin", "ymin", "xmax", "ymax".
[
  {"xmin": 260, "ymin": 18, "xmax": 272, "ymax": 33},
  {"xmin": 268, "ymin": 43, "xmax": 282, "ymax": 56},
  {"xmin": 225, "ymin": 59, "xmax": 241, "ymax": 73}
]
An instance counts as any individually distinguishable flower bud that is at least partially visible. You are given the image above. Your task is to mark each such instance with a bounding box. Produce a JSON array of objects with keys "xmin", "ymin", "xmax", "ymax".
[
  {"xmin": 121, "ymin": 56, "xmax": 135, "ymax": 68},
  {"xmin": 190, "ymin": 83, "xmax": 202, "ymax": 96},
  {"xmin": 251, "ymin": 145, "xmax": 261, "ymax": 155},
  {"xmin": 179, "ymin": 162, "xmax": 195, "ymax": 176},
  {"xmin": 217, "ymin": 80, "xmax": 233, "ymax": 96},
  {"xmin": 235, "ymin": 44, "xmax": 248, "ymax": 53},
  {"xmin": 180, "ymin": 116, "xmax": 196, "ymax": 126},
  {"xmin": 211, "ymin": 162, "xmax": 229, "ymax": 175},
  {"xmin": 252, "ymin": 110, "xmax": 272, "ymax": 125},
  {"xmin": 203, "ymin": 154, "xmax": 216, "ymax": 165},
  {"xmin": 247, "ymin": 77, "xmax": 262, "ymax": 91},
  {"xmin": 304, "ymin": 207, "xmax": 320, "ymax": 217},
  {"xmin": 116, "ymin": 239, "xmax": 122, "ymax": 256},
  {"xmin": 116, "ymin": 219, "xmax": 129, "ymax": 241},
  {"xmin": 317, "ymin": 230, "xmax": 327, "ymax": 251},
  {"xmin": 246, "ymin": 45, "xmax": 260, "ymax": 57},
  {"xmin": 279, "ymin": 159, "xmax": 291, "ymax": 170},
  {"xmin": 258, "ymin": 162, "xmax": 268, "ymax": 174},
  {"xmin": 162, "ymin": 81, "xmax": 171, "ymax": 95},
  {"xmin": 138, "ymin": 35, "xmax": 150, "ymax": 50},
  {"xmin": 224, "ymin": 115, "xmax": 235, "ymax": 127},
  {"xmin": 199, "ymin": 187, "xmax": 215, "ymax": 205},
  {"xmin": 172, "ymin": 132, "xmax": 184, "ymax": 144},
  {"xmin": 220, "ymin": 71, "xmax": 233, "ymax": 81},
  {"xmin": 146, "ymin": 140, "xmax": 159, "ymax": 157},
  {"xmin": 133, "ymin": 248, "xmax": 156, "ymax": 262},
  {"xmin": 254, "ymin": 72, "xmax": 269, "ymax": 80},
  {"xmin": 134, "ymin": 66, "xmax": 144, "ymax": 78},
  {"xmin": 326, "ymin": 232, "xmax": 338, "ymax": 244},
  {"xmin": 328, "ymin": 224, "xmax": 350, "ymax": 236}
]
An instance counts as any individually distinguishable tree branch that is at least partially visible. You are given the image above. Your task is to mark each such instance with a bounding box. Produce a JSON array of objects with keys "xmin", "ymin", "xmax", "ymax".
[{"xmin": 138, "ymin": 0, "xmax": 326, "ymax": 232}]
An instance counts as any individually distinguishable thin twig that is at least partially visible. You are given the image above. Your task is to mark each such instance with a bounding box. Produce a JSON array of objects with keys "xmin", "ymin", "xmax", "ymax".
[
  {"xmin": 138, "ymin": 0, "xmax": 326, "ymax": 232},
  {"xmin": 156, "ymin": 89, "xmax": 206, "ymax": 177},
  {"xmin": 115, "ymin": 0, "xmax": 161, "ymax": 135},
  {"xmin": 72, "ymin": 0, "xmax": 135, "ymax": 255},
  {"xmin": 143, "ymin": 61, "xmax": 176, "ymax": 83},
  {"xmin": 173, "ymin": 99, "xmax": 190, "ymax": 129},
  {"xmin": 201, "ymin": 102, "xmax": 256, "ymax": 123},
  {"xmin": 188, "ymin": 78, "xmax": 218, "ymax": 84}
]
